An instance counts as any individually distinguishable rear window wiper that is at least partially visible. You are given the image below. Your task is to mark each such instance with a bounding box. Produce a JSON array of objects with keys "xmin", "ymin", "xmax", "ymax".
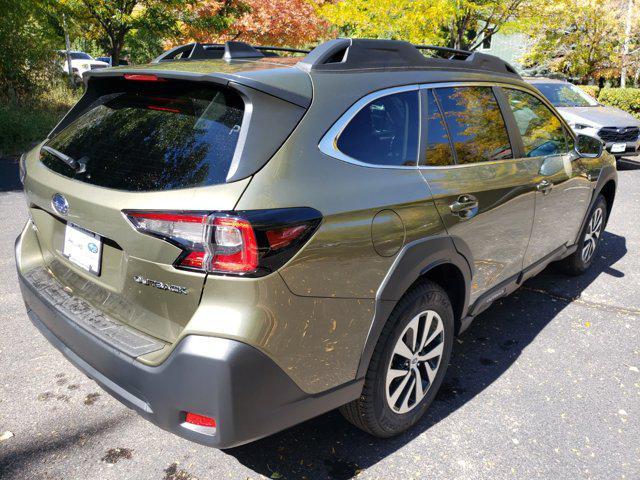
[{"xmin": 41, "ymin": 146, "xmax": 83, "ymax": 172}]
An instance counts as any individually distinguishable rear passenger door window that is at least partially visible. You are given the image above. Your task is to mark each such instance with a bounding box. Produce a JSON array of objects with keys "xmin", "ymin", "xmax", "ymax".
[
  {"xmin": 503, "ymin": 89, "xmax": 568, "ymax": 157},
  {"xmin": 434, "ymin": 86, "xmax": 513, "ymax": 164},
  {"xmin": 336, "ymin": 90, "xmax": 419, "ymax": 167}
]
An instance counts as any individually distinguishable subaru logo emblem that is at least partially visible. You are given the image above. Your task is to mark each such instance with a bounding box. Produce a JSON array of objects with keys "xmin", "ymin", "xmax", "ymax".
[{"xmin": 51, "ymin": 193, "xmax": 69, "ymax": 216}]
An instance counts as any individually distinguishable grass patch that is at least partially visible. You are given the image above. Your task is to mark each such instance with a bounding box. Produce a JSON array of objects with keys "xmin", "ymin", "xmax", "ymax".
[{"xmin": 0, "ymin": 82, "xmax": 81, "ymax": 158}]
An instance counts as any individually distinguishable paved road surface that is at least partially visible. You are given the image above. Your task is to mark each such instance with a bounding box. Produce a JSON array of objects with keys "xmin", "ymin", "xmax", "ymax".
[{"xmin": 1, "ymin": 165, "xmax": 638, "ymax": 479}]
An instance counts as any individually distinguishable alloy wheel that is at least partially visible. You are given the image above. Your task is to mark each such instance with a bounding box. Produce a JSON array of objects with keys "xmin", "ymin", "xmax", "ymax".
[
  {"xmin": 582, "ymin": 206, "xmax": 604, "ymax": 263},
  {"xmin": 385, "ymin": 310, "xmax": 445, "ymax": 414}
]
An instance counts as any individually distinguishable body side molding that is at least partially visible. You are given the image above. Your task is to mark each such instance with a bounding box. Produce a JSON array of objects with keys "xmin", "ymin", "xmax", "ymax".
[{"xmin": 356, "ymin": 236, "xmax": 473, "ymax": 379}]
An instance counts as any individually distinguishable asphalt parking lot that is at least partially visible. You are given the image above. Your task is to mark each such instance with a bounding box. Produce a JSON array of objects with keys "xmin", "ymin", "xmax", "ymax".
[{"xmin": 0, "ymin": 159, "xmax": 639, "ymax": 480}]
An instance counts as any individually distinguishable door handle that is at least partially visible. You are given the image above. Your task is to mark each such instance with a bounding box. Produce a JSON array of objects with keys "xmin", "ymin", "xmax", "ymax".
[
  {"xmin": 450, "ymin": 195, "xmax": 479, "ymax": 218},
  {"xmin": 536, "ymin": 179, "xmax": 553, "ymax": 195}
]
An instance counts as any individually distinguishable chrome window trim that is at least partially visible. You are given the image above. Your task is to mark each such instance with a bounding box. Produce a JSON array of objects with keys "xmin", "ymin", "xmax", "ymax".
[
  {"xmin": 318, "ymin": 84, "xmax": 421, "ymax": 170},
  {"xmin": 318, "ymin": 80, "xmax": 574, "ymax": 170}
]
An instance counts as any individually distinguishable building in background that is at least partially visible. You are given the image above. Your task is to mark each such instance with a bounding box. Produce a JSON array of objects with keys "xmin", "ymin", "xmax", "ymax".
[{"xmin": 477, "ymin": 29, "xmax": 534, "ymax": 74}]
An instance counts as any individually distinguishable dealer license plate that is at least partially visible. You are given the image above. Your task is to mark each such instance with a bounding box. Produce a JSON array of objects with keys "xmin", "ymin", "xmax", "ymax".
[
  {"xmin": 611, "ymin": 142, "xmax": 626, "ymax": 153},
  {"xmin": 62, "ymin": 223, "xmax": 102, "ymax": 275}
]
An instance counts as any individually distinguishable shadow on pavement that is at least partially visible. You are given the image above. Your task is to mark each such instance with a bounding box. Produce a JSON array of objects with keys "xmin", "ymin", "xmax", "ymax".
[
  {"xmin": 226, "ymin": 231, "xmax": 627, "ymax": 480},
  {"xmin": 0, "ymin": 158, "xmax": 21, "ymax": 192},
  {"xmin": 0, "ymin": 412, "xmax": 133, "ymax": 480}
]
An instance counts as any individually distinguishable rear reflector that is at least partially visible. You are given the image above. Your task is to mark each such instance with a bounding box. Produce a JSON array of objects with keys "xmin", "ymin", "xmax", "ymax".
[
  {"xmin": 185, "ymin": 412, "xmax": 216, "ymax": 428},
  {"xmin": 123, "ymin": 73, "xmax": 166, "ymax": 82}
]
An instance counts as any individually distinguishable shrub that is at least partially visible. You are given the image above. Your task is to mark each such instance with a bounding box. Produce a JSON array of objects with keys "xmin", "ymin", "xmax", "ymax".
[
  {"xmin": 577, "ymin": 85, "xmax": 599, "ymax": 99},
  {"xmin": 0, "ymin": 0, "xmax": 60, "ymax": 98},
  {"xmin": 0, "ymin": 81, "xmax": 81, "ymax": 157},
  {"xmin": 597, "ymin": 88, "xmax": 640, "ymax": 118}
]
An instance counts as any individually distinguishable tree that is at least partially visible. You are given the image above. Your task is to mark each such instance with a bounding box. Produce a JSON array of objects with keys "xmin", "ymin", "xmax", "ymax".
[
  {"xmin": 61, "ymin": 0, "xmax": 246, "ymax": 65},
  {"xmin": 175, "ymin": 0, "xmax": 329, "ymax": 47},
  {"xmin": 318, "ymin": 0, "xmax": 539, "ymax": 50},
  {"xmin": 319, "ymin": 0, "xmax": 450, "ymax": 45},
  {"xmin": 0, "ymin": 0, "xmax": 61, "ymax": 96},
  {"xmin": 522, "ymin": 0, "xmax": 623, "ymax": 82},
  {"xmin": 443, "ymin": 0, "xmax": 531, "ymax": 50}
]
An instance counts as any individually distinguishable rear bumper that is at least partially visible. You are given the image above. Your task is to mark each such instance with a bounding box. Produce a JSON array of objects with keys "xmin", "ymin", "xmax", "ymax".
[{"xmin": 17, "ymin": 244, "xmax": 361, "ymax": 448}]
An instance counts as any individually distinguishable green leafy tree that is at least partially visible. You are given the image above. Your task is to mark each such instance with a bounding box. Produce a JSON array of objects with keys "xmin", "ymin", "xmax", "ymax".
[
  {"xmin": 61, "ymin": 0, "xmax": 246, "ymax": 65},
  {"xmin": 443, "ymin": 0, "xmax": 532, "ymax": 50},
  {"xmin": 318, "ymin": 0, "xmax": 539, "ymax": 50},
  {"xmin": 318, "ymin": 0, "xmax": 450, "ymax": 45},
  {"xmin": 0, "ymin": 0, "xmax": 61, "ymax": 96},
  {"xmin": 522, "ymin": 0, "xmax": 623, "ymax": 82}
]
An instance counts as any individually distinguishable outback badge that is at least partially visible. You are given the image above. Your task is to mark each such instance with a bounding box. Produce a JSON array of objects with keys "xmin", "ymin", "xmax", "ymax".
[{"xmin": 133, "ymin": 275, "xmax": 188, "ymax": 295}]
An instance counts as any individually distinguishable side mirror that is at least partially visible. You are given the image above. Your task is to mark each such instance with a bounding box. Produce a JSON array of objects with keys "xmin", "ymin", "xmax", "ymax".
[{"xmin": 575, "ymin": 134, "xmax": 603, "ymax": 158}]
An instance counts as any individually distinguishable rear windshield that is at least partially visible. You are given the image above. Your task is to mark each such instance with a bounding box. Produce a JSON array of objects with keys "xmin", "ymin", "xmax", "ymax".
[{"xmin": 42, "ymin": 85, "xmax": 244, "ymax": 191}]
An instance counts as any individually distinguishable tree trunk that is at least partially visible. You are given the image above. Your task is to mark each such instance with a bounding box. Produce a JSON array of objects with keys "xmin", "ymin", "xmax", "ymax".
[
  {"xmin": 621, "ymin": 0, "xmax": 634, "ymax": 88},
  {"xmin": 111, "ymin": 45, "xmax": 121, "ymax": 67},
  {"xmin": 110, "ymin": 30, "xmax": 127, "ymax": 66}
]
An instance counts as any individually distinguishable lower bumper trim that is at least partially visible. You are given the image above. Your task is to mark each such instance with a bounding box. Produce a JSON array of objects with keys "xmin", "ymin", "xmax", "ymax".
[{"xmin": 19, "ymin": 268, "xmax": 362, "ymax": 448}]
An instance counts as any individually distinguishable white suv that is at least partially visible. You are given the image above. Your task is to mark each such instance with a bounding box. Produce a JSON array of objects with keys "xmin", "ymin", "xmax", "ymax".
[
  {"xmin": 527, "ymin": 78, "xmax": 640, "ymax": 159},
  {"xmin": 58, "ymin": 51, "xmax": 109, "ymax": 84}
]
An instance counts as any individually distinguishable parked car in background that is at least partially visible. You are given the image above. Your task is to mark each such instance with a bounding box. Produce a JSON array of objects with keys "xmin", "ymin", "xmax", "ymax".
[
  {"xmin": 18, "ymin": 39, "xmax": 616, "ymax": 448},
  {"xmin": 57, "ymin": 51, "xmax": 109, "ymax": 84},
  {"xmin": 96, "ymin": 56, "xmax": 129, "ymax": 67},
  {"xmin": 527, "ymin": 78, "xmax": 640, "ymax": 159}
]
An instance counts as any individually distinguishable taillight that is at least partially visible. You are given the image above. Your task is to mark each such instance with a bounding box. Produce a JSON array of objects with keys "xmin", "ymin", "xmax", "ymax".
[
  {"xmin": 211, "ymin": 216, "xmax": 258, "ymax": 273},
  {"xmin": 123, "ymin": 208, "xmax": 321, "ymax": 277}
]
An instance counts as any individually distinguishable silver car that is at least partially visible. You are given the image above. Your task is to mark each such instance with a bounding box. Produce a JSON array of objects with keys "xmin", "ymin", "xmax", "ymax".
[{"xmin": 527, "ymin": 78, "xmax": 640, "ymax": 158}]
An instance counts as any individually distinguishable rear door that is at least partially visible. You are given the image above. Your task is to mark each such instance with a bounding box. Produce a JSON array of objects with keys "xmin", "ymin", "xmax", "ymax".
[
  {"xmin": 23, "ymin": 80, "xmax": 249, "ymax": 344},
  {"xmin": 418, "ymin": 85, "xmax": 539, "ymax": 304},
  {"xmin": 500, "ymin": 87, "xmax": 592, "ymax": 267}
]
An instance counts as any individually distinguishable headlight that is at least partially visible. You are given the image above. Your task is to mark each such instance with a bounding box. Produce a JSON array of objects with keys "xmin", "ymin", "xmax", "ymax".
[
  {"xmin": 81, "ymin": 63, "xmax": 90, "ymax": 69},
  {"xmin": 19, "ymin": 153, "xmax": 26, "ymax": 184},
  {"xmin": 572, "ymin": 123, "xmax": 594, "ymax": 130}
]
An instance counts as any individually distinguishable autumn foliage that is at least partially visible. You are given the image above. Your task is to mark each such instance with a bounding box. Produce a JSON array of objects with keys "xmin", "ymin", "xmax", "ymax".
[{"xmin": 176, "ymin": 0, "xmax": 330, "ymax": 47}]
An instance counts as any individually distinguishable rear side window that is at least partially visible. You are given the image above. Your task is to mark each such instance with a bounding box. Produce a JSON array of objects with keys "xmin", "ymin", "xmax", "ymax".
[
  {"xmin": 336, "ymin": 90, "xmax": 419, "ymax": 167},
  {"xmin": 42, "ymin": 85, "xmax": 244, "ymax": 191},
  {"xmin": 421, "ymin": 90, "xmax": 455, "ymax": 167},
  {"xmin": 435, "ymin": 86, "xmax": 513, "ymax": 164},
  {"xmin": 503, "ymin": 89, "xmax": 568, "ymax": 157}
]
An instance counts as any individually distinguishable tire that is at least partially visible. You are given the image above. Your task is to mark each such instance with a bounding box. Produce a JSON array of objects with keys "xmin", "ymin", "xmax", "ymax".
[
  {"xmin": 560, "ymin": 194, "xmax": 607, "ymax": 276},
  {"xmin": 340, "ymin": 280, "xmax": 454, "ymax": 437}
]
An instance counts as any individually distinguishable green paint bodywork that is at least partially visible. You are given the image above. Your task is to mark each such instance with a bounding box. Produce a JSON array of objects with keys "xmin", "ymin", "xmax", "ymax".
[{"xmin": 15, "ymin": 55, "xmax": 615, "ymax": 395}]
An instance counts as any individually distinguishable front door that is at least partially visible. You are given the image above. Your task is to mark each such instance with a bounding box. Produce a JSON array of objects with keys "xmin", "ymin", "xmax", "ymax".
[
  {"xmin": 418, "ymin": 86, "xmax": 538, "ymax": 304},
  {"xmin": 500, "ymin": 87, "xmax": 593, "ymax": 267}
]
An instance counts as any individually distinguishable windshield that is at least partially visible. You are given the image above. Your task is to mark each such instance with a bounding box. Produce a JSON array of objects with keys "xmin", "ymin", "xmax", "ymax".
[
  {"xmin": 532, "ymin": 82, "xmax": 599, "ymax": 108},
  {"xmin": 42, "ymin": 85, "xmax": 244, "ymax": 191},
  {"xmin": 69, "ymin": 52, "xmax": 93, "ymax": 60}
]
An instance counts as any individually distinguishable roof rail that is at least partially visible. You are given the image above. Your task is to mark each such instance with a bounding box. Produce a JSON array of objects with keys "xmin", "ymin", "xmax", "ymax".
[
  {"xmin": 414, "ymin": 45, "xmax": 472, "ymax": 60},
  {"xmin": 152, "ymin": 38, "xmax": 519, "ymax": 77},
  {"xmin": 298, "ymin": 38, "xmax": 519, "ymax": 77},
  {"xmin": 153, "ymin": 41, "xmax": 310, "ymax": 63}
]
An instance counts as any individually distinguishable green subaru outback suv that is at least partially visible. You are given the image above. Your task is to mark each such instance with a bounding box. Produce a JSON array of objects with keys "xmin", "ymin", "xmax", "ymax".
[{"xmin": 15, "ymin": 39, "xmax": 616, "ymax": 448}]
